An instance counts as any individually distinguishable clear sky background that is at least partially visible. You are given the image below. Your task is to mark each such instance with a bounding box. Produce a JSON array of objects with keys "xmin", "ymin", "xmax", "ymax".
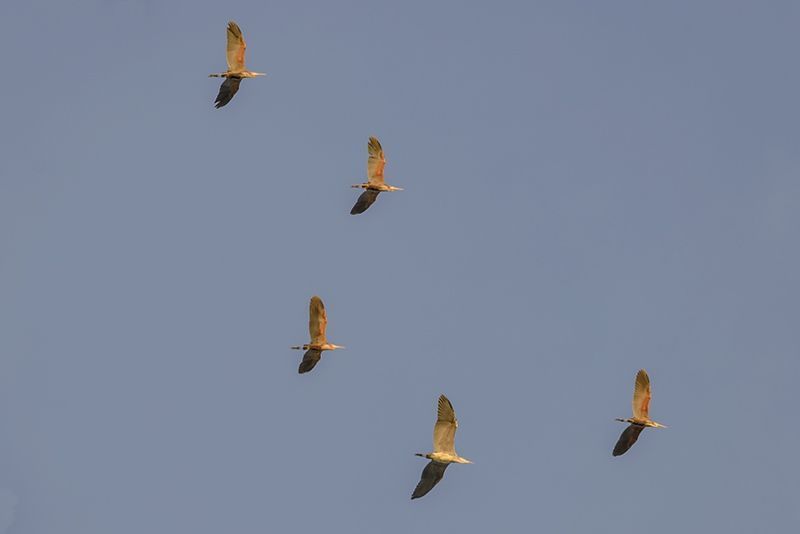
[{"xmin": 1, "ymin": 1, "xmax": 799, "ymax": 532}]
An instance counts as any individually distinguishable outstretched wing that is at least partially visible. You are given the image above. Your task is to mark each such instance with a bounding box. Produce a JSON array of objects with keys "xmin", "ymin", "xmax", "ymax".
[
  {"xmin": 308, "ymin": 296, "xmax": 328, "ymax": 345},
  {"xmin": 298, "ymin": 349, "xmax": 321, "ymax": 374},
  {"xmin": 411, "ymin": 461, "xmax": 448, "ymax": 499},
  {"xmin": 367, "ymin": 136, "xmax": 386, "ymax": 185},
  {"xmin": 632, "ymin": 369, "xmax": 652, "ymax": 420},
  {"xmin": 226, "ymin": 21, "xmax": 247, "ymax": 72},
  {"xmin": 214, "ymin": 77, "xmax": 241, "ymax": 108},
  {"xmin": 613, "ymin": 424, "xmax": 645, "ymax": 456},
  {"xmin": 433, "ymin": 394, "xmax": 458, "ymax": 454},
  {"xmin": 350, "ymin": 190, "xmax": 380, "ymax": 215}
]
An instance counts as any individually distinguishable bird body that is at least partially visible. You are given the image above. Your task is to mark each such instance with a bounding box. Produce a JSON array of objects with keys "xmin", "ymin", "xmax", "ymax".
[
  {"xmin": 209, "ymin": 21, "xmax": 265, "ymax": 108},
  {"xmin": 350, "ymin": 137, "xmax": 403, "ymax": 214},
  {"xmin": 613, "ymin": 369, "xmax": 666, "ymax": 456},
  {"xmin": 412, "ymin": 395, "xmax": 471, "ymax": 499},
  {"xmin": 290, "ymin": 296, "xmax": 344, "ymax": 374},
  {"xmin": 416, "ymin": 452, "xmax": 473, "ymax": 464},
  {"xmin": 351, "ymin": 183, "xmax": 404, "ymax": 192},
  {"xmin": 208, "ymin": 71, "xmax": 265, "ymax": 79}
]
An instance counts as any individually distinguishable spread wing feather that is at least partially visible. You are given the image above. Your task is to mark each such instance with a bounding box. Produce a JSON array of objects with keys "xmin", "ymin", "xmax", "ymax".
[
  {"xmin": 632, "ymin": 369, "xmax": 651, "ymax": 420},
  {"xmin": 613, "ymin": 424, "xmax": 645, "ymax": 456},
  {"xmin": 367, "ymin": 137, "xmax": 386, "ymax": 185},
  {"xmin": 350, "ymin": 189, "xmax": 380, "ymax": 215},
  {"xmin": 298, "ymin": 349, "xmax": 321, "ymax": 374},
  {"xmin": 308, "ymin": 296, "xmax": 328, "ymax": 345},
  {"xmin": 214, "ymin": 77, "xmax": 241, "ymax": 108},
  {"xmin": 411, "ymin": 461, "xmax": 448, "ymax": 499},
  {"xmin": 433, "ymin": 395, "xmax": 458, "ymax": 454},
  {"xmin": 226, "ymin": 21, "xmax": 247, "ymax": 72}
]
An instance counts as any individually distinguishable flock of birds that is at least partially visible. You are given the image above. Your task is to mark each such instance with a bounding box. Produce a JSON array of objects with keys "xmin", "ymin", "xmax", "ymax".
[{"xmin": 209, "ymin": 20, "xmax": 667, "ymax": 499}]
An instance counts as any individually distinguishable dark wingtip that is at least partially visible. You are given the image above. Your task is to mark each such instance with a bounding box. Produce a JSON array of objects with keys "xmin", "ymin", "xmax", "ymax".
[{"xmin": 350, "ymin": 203, "xmax": 367, "ymax": 215}]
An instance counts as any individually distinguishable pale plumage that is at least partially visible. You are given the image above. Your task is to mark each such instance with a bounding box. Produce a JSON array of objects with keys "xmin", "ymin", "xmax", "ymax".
[
  {"xmin": 367, "ymin": 136, "xmax": 386, "ymax": 186},
  {"xmin": 412, "ymin": 395, "xmax": 471, "ymax": 499},
  {"xmin": 632, "ymin": 368, "xmax": 652, "ymax": 421},
  {"xmin": 613, "ymin": 369, "xmax": 667, "ymax": 456},
  {"xmin": 350, "ymin": 137, "xmax": 403, "ymax": 214},
  {"xmin": 308, "ymin": 295, "xmax": 328, "ymax": 346},
  {"xmin": 225, "ymin": 21, "xmax": 247, "ymax": 72},
  {"xmin": 290, "ymin": 296, "xmax": 344, "ymax": 374},
  {"xmin": 433, "ymin": 395, "xmax": 458, "ymax": 455},
  {"xmin": 208, "ymin": 21, "xmax": 266, "ymax": 108}
]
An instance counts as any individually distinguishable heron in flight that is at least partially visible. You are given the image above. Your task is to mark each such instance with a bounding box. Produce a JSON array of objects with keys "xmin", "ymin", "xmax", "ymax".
[
  {"xmin": 350, "ymin": 137, "xmax": 403, "ymax": 215},
  {"xmin": 290, "ymin": 296, "xmax": 344, "ymax": 374},
  {"xmin": 208, "ymin": 21, "xmax": 265, "ymax": 108},
  {"xmin": 412, "ymin": 395, "xmax": 472, "ymax": 499},
  {"xmin": 613, "ymin": 369, "xmax": 667, "ymax": 456}
]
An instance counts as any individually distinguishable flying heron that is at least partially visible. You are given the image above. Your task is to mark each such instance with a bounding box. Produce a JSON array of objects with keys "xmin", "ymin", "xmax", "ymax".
[
  {"xmin": 350, "ymin": 137, "xmax": 403, "ymax": 215},
  {"xmin": 613, "ymin": 369, "xmax": 667, "ymax": 456},
  {"xmin": 290, "ymin": 296, "xmax": 344, "ymax": 374},
  {"xmin": 411, "ymin": 395, "xmax": 472, "ymax": 499},
  {"xmin": 208, "ymin": 21, "xmax": 265, "ymax": 108}
]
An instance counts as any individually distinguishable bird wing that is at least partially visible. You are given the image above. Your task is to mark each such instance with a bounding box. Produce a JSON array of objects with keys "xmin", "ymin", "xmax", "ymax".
[
  {"xmin": 214, "ymin": 77, "xmax": 241, "ymax": 108},
  {"xmin": 366, "ymin": 137, "xmax": 386, "ymax": 185},
  {"xmin": 308, "ymin": 296, "xmax": 328, "ymax": 345},
  {"xmin": 298, "ymin": 349, "xmax": 321, "ymax": 374},
  {"xmin": 433, "ymin": 395, "xmax": 458, "ymax": 454},
  {"xmin": 225, "ymin": 21, "xmax": 247, "ymax": 72},
  {"xmin": 613, "ymin": 424, "xmax": 645, "ymax": 456},
  {"xmin": 632, "ymin": 369, "xmax": 652, "ymax": 420},
  {"xmin": 350, "ymin": 190, "xmax": 380, "ymax": 215},
  {"xmin": 411, "ymin": 461, "xmax": 449, "ymax": 499}
]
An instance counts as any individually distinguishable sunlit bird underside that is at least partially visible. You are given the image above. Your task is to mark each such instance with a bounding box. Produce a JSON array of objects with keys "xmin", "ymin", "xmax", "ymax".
[
  {"xmin": 412, "ymin": 394, "xmax": 472, "ymax": 499},
  {"xmin": 208, "ymin": 21, "xmax": 266, "ymax": 108},
  {"xmin": 350, "ymin": 136, "xmax": 403, "ymax": 214},
  {"xmin": 613, "ymin": 369, "xmax": 667, "ymax": 456},
  {"xmin": 290, "ymin": 296, "xmax": 344, "ymax": 374}
]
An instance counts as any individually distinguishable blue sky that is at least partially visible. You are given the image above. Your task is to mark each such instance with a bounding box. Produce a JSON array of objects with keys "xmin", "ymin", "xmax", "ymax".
[{"xmin": 1, "ymin": 1, "xmax": 799, "ymax": 532}]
